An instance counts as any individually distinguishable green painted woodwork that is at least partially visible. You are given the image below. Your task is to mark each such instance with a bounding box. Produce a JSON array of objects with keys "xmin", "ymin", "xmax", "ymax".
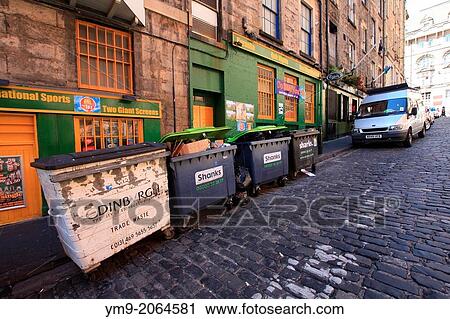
[
  {"xmin": 36, "ymin": 114, "xmax": 75, "ymax": 158},
  {"xmin": 143, "ymin": 119, "xmax": 161, "ymax": 142},
  {"xmin": 189, "ymin": 37, "xmax": 323, "ymax": 134},
  {"xmin": 0, "ymin": 86, "xmax": 161, "ymax": 118}
]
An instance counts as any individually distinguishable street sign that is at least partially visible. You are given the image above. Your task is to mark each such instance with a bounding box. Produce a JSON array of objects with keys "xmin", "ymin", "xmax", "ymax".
[{"xmin": 326, "ymin": 72, "xmax": 344, "ymax": 82}]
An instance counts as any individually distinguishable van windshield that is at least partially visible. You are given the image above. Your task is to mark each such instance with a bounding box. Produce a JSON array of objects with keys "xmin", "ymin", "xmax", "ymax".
[{"xmin": 358, "ymin": 98, "xmax": 407, "ymax": 118}]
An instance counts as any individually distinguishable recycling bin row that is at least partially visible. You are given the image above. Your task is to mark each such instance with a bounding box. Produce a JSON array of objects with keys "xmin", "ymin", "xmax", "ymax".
[{"xmin": 31, "ymin": 126, "xmax": 319, "ymax": 272}]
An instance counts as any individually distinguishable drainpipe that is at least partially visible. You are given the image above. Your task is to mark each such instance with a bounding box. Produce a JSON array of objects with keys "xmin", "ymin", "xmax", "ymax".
[
  {"xmin": 172, "ymin": 0, "xmax": 191, "ymax": 132},
  {"xmin": 324, "ymin": 0, "xmax": 330, "ymax": 143},
  {"xmin": 186, "ymin": 0, "xmax": 191, "ymax": 128},
  {"xmin": 172, "ymin": 44, "xmax": 178, "ymax": 132},
  {"xmin": 318, "ymin": 0, "xmax": 323, "ymax": 69}
]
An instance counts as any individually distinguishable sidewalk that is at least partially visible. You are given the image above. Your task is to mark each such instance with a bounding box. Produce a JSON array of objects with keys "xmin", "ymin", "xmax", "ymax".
[{"xmin": 318, "ymin": 135, "xmax": 353, "ymax": 162}]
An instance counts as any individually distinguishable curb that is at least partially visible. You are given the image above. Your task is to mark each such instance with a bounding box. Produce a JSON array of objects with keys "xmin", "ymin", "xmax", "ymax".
[{"xmin": 317, "ymin": 146, "xmax": 354, "ymax": 164}]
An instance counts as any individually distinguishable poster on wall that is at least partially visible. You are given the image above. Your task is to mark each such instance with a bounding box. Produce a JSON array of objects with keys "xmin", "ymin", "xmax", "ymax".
[
  {"xmin": 276, "ymin": 79, "xmax": 306, "ymax": 100},
  {"xmin": 226, "ymin": 100, "xmax": 255, "ymax": 132},
  {"xmin": 0, "ymin": 156, "xmax": 25, "ymax": 211}
]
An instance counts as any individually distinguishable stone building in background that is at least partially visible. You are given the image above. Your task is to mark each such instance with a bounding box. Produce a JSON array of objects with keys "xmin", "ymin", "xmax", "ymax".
[
  {"xmin": 0, "ymin": 0, "xmax": 189, "ymax": 226},
  {"xmin": 405, "ymin": 0, "xmax": 450, "ymax": 115}
]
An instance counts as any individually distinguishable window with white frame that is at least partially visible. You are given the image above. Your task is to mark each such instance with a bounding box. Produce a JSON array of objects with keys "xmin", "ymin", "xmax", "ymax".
[
  {"xmin": 300, "ymin": 3, "xmax": 313, "ymax": 56},
  {"xmin": 362, "ymin": 26, "xmax": 368, "ymax": 53},
  {"xmin": 261, "ymin": 0, "xmax": 280, "ymax": 38},
  {"xmin": 348, "ymin": 0, "xmax": 355, "ymax": 23},
  {"xmin": 349, "ymin": 40, "xmax": 356, "ymax": 68},
  {"xmin": 371, "ymin": 18, "xmax": 376, "ymax": 46},
  {"xmin": 416, "ymin": 54, "xmax": 434, "ymax": 70},
  {"xmin": 192, "ymin": 0, "xmax": 219, "ymax": 40}
]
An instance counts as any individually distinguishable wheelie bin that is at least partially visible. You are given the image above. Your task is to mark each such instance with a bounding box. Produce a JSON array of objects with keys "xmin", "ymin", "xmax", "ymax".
[
  {"xmin": 160, "ymin": 127, "xmax": 237, "ymax": 224},
  {"xmin": 227, "ymin": 126, "xmax": 290, "ymax": 196},
  {"xmin": 288, "ymin": 129, "xmax": 320, "ymax": 177},
  {"xmin": 31, "ymin": 143, "xmax": 172, "ymax": 272}
]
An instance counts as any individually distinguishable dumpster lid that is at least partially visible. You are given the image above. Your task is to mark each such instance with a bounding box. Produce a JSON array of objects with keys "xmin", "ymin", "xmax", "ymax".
[
  {"xmin": 289, "ymin": 128, "xmax": 320, "ymax": 137},
  {"xmin": 226, "ymin": 125, "xmax": 288, "ymax": 143},
  {"xmin": 159, "ymin": 126, "xmax": 231, "ymax": 143},
  {"xmin": 31, "ymin": 142, "xmax": 167, "ymax": 170}
]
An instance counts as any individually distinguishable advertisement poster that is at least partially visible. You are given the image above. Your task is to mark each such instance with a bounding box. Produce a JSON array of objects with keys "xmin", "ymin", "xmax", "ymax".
[
  {"xmin": 226, "ymin": 100, "xmax": 255, "ymax": 133},
  {"xmin": 0, "ymin": 156, "xmax": 25, "ymax": 211},
  {"xmin": 276, "ymin": 79, "xmax": 306, "ymax": 100},
  {"xmin": 74, "ymin": 96, "xmax": 101, "ymax": 113}
]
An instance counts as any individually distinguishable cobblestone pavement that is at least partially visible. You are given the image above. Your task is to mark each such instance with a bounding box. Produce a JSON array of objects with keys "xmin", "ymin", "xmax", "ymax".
[{"xmin": 41, "ymin": 118, "xmax": 450, "ymax": 299}]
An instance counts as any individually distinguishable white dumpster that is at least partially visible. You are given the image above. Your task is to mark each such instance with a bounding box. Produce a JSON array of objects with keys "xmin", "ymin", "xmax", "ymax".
[{"xmin": 31, "ymin": 143, "xmax": 172, "ymax": 272}]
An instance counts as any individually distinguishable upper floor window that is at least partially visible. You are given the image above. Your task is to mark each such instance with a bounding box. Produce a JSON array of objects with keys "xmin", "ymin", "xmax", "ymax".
[
  {"xmin": 348, "ymin": 0, "xmax": 356, "ymax": 23},
  {"xmin": 378, "ymin": 0, "xmax": 383, "ymax": 16},
  {"xmin": 192, "ymin": 0, "xmax": 219, "ymax": 40},
  {"xmin": 362, "ymin": 26, "xmax": 368, "ymax": 53},
  {"xmin": 417, "ymin": 54, "xmax": 434, "ymax": 70},
  {"xmin": 261, "ymin": 0, "xmax": 280, "ymax": 38},
  {"xmin": 443, "ymin": 51, "xmax": 450, "ymax": 67},
  {"xmin": 300, "ymin": 3, "xmax": 313, "ymax": 56},
  {"xmin": 371, "ymin": 18, "xmax": 376, "ymax": 46},
  {"xmin": 349, "ymin": 40, "xmax": 356, "ymax": 68},
  {"xmin": 76, "ymin": 20, "xmax": 132, "ymax": 94}
]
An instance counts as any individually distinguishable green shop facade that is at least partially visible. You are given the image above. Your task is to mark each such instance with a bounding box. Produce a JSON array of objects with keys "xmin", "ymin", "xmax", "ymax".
[
  {"xmin": 0, "ymin": 85, "xmax": 161, "ymax": 225},
  {"xmin": 190, "ymin": 32, "xmax": 323, "ymax": 137}
]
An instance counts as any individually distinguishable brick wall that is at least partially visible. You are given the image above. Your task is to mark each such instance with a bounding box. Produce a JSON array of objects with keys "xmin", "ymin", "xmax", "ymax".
[
  {"xmin": 0, "ymin": 0, "xmax": 189, "ymax": 135},
  {"xmin": 328, "ymin": 0, "xmax": 405, "ymax": 88}
]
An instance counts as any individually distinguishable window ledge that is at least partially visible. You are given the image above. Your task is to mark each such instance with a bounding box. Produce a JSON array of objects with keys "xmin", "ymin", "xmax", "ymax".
[
  {"xmin": 258, "ymin": 30, "xmax": 283, "ymax": 46},
  {"xmin": 348, "ymin": 18, "xmax": 357, "ymax": 29},
  {"xmin": 299, "ymin": 51, "xmax": 316, "ymax": 63},
  {"xmin": 190, "ymin": 32, "xmax": 226, "ymax": 50}
]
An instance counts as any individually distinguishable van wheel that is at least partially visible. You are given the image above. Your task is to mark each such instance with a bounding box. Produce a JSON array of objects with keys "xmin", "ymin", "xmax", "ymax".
[
  {"xmin": 404, "ymin": 129, "xmax": 413, "ymax": 147},
  {"xmin": 418, "ymin": 124, "xmax": 426, "ymax": 138}
]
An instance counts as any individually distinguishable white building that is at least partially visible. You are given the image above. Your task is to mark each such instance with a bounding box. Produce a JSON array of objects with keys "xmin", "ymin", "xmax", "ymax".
[{"xmin": 405, "ymin": 1, "xmax": 450, "ymax": 114}]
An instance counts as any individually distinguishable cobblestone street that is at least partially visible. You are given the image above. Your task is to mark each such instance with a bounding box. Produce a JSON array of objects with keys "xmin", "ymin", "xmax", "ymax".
[{"xmin": 41, "ymin": 118, "xmax": 450, "ymax": 299}]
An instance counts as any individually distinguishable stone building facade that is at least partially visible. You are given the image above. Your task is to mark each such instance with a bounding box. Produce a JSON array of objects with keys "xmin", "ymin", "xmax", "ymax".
[
  {"xmin": 322, "ymin": 0, "xmax": 406, "ymax": 139},
  {"xmin": 190, "ymin": 0, "xmax": 324, "ymax": 136},
  {"xmin": 405, "ymin": 0, "xmax": 450, "ymax": 114},
  {"xmin": 0, "ymin": 0, "xmax": 189, "ymax": 226},
  {"xmin": 0, "ymin": 0, "xmax": 190, "ymax": 136}
]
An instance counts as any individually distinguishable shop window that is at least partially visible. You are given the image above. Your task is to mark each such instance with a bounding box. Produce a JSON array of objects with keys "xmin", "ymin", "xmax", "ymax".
[
  {"xmin": 257, "ymin": 64, "xmax": 275, "ymax": 120},
  {"xmin": 261, "ymin": 0, "xmax": 280, "ymax": 38},
  {"xmin": 284, "ymin": 74, "xmax": 298, "ymax": 122},
  {"xmin": 305, "ymin": 81, "xmax": 315, "ymax": 124},
  {"xmin": 76, "ymin": 20, "xmax": 133, "ymax": 94},
  {"xmin": 300, "ymin": 3, "xmax": 313, "ymax": 56},
  {"xmin": 74, "ymin": 117, "xmax": 143, "ymax": 152},
  {"xmin": 192, "ymin": 0, "xmax": 219, "ymax": 40}
]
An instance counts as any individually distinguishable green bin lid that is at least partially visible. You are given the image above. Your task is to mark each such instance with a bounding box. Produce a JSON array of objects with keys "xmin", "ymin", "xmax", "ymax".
[
  {"xmin": 159, "ymin": 126, "xmax": 231, "ymax": 143},
  {"xmin": 226, "ymin": 125, "xmax": 288, "ymax": 143}
]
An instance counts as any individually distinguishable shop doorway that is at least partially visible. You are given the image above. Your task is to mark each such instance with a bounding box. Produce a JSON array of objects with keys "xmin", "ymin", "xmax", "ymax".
[
  {"xmin": 192, "ymin": 91, "xmax": 222, "ymax": 128},
  {"xmin": 0, "ymin": 113, "xmax": 41, "ymax": 225}
]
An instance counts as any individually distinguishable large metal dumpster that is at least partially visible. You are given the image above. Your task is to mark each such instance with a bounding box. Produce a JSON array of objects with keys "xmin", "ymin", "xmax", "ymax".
[
  {"xmin": 228, "ymin": 126, "xmax": 290, "ymax": 196},
  {"xmin": 288, "ymin": 129, "xmax": 320, "ymax": 177},
  {"xmin": 160, "ymin": 127, "xmax": 237, "ymax": 224},
  {"xmin": 31, "ymin": 143, "xmax": 172, "ymax": 272}
]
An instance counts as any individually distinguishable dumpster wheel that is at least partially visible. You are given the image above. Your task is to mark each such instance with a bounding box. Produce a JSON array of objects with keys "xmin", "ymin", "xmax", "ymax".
[
  {"xmin": 249, "ymin": 185, "xmax": 261, "ymax": 197},
  {"xmin": 277, "ymin": 176, "xmax": 288, "ymax": 187},
  {"xmin": 162, "ymin": 227, "xmax": 175, "ymax": 240}
]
